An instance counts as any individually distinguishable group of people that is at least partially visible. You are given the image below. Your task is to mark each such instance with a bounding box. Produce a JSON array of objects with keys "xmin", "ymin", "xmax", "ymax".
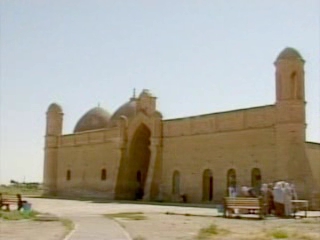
[
  {"xmin": 228, "ymin": 181, "xmax": 298, "ymax": 217},
  {"xmin": 261, "ymin": 181, "xmax": 298, "ymax": 217}
]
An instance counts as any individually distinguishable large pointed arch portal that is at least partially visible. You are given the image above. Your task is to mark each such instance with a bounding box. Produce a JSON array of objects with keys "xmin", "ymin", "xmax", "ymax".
[{"xmin": 116, "ymin": 124, "xmax": 151, "ymax": 200}]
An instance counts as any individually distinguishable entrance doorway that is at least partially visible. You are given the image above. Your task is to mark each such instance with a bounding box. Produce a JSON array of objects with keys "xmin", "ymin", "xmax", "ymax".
[
  {"xmin": 226, "ymin": 168, "xmax": 236, "ymax": 196},
  {"xmin": 203, "ymin": 169, "xmax": 213, "ymax": 201},
  {"xmin": 116, "ymin": 124, "xmax": 151, "ymax": 199},
  {"xmin": 251, "ymin": 168, "xmax": 262, "ymax": 195}
]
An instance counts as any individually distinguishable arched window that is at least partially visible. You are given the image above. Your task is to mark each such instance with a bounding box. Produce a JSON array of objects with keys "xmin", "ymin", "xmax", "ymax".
[
  {"xmin": 172, "ymin": 171, "xmax": 180, "ymax": 195},
  {"xmin": 203, "ymin": 169, "xmax": 213, "ymax": 201},
  {"xmin": 101, "ymin": 169, "xmax": 107, "ymax": 181},
  {"xmin": 251, "ymin": 168, "xmax": 261, "ymax": 195},
  {"xmin": 66, "ymin": 170, "xmax": 71, "ymax": 181},
  {"xmin": 227, "ymin": 169, "xmax": 236, "ymax": 189},
  {"xmin": 291, "ymin": 71, "xmax": 298, "ymax": 99}
]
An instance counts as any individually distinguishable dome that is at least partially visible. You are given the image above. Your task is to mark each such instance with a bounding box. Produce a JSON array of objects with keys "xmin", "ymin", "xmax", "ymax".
[
  {"xmin": 74, "ymin": 107, "xmax": 111, "ymax": 133},
  {"xmin": 47, "ymin": 103, "xmax": 63, "ymax": 113},
  {"xmin": 108, "ymin": 99, "xmax": 137, "ymax": 127},
  {"xmin": 139, "ymin": 89, "xmax": 153, "ymax": 98},
  {"xmin": 276, "ymin": 47, "xmax": 304, "ymax": 61}
]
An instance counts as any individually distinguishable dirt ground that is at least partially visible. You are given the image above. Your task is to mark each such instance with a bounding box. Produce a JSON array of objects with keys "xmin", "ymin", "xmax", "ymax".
[
  {"xmin": 1, "ymin": 213, "xmax": 319, "ymax": 240},
  {"xmin": 115, "ymin": 213, "xmax": 320, "ymax": 240},
  {"xmin": 0, "ymin": 219, "xmax": 67, "ymax": 240}
]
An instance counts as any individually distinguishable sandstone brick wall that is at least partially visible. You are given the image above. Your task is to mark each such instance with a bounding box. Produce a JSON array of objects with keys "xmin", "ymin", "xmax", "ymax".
[
  {"xmin": 56, "ymin": 128, "xmax": 121, "ymax": 198},
  {"xmin": 306, "ymin": 142, "xmax": 320, "ymax": 189},
  {"xmin": 161, "ymin": 105, "xmax": 277, "ymax": 203}
]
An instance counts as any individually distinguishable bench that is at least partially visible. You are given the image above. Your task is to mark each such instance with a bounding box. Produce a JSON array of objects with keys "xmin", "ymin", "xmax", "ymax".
[
  {"xmin": 291, "ymin": 200, "xmax": 308, "ymax": 218},
  {"xmin": 0, "ymin": 194, "xmax": 26, "ymax": 211},
  {"xmin": 223, "ymin": 197, "xmax": 265, "ymax": 219}
]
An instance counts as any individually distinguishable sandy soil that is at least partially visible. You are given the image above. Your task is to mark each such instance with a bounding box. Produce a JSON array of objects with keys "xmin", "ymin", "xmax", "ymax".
[
  {"xmin": 115, "ymin": 213, "xmax": 320, "ymax": 240},
  {"xmin": 1, "ymin": 211, "xmax": 319, "ymax": 240},
  {"xmin": 0, "ymin": 219, "xmax": 67, "ymax": 240}
]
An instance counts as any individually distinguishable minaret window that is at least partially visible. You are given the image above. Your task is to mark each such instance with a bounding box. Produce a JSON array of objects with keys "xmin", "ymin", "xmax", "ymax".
[{"xmin": 291, "ymin": 71, "xmax": 298, "ymax": 99}]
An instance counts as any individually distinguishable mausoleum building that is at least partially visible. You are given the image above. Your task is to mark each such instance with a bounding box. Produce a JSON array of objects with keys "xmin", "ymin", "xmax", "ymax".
[{"xmin": 43, "ymin": 47, "xmax": 320, "ymax": 208}]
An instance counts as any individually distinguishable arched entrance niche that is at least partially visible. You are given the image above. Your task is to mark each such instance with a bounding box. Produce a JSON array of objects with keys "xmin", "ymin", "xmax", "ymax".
[
  {"xmin": 251, "ymin": 168, "xmax": 262, "ymax": 195},
  {"xmin": 116, "ymin": 123, "xmax": 151, "ymax": 200},
  {"xmin": 202, "ymin": 169, "xmax": 213, "ymax": 202},
  {"xmin": 226, "ymin": 169, "xmax": 236, "ymax": 196}
]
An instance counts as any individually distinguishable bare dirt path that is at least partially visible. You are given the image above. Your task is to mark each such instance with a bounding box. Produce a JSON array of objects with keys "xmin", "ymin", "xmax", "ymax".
[
  {"xmin": 0, "ymin": 219, "xmax": 67, "ymax": 240},
  {"xmin": 115, "ymin": 213, "xmax": 320, "ymax": 240},
  {"xmin": 1, "ymin": 198, "xmax": 319, "ymax": 240}
]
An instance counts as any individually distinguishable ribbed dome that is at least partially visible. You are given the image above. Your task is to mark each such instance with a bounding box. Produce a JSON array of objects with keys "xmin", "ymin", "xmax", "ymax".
[
  {"xmin": 108, "ymin": 99, "xmax": 137, "ymax": 127},
  {"xmin": 74, "ymin": 107, "xmax": 111, "ymax": 133},
  {"xmin": 276, "ymin": 47, "xmax": 303, "ymax": 61},
  {"xmin": 47, "ymin": 103, "xmax": 63, "ymax": 113}
]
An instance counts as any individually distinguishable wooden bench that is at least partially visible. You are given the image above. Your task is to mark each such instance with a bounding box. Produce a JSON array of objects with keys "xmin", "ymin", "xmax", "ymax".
[
  {"xmin": 223, "ymin": 197, "xmax": 265, "ymax": 219},
  {"xmin": 0, "ymin": 194, "xmax": 25, "ymax": 211},
  {"xmin": 291, "ymin": 200, "xmax": 308, "ymax": 218}
]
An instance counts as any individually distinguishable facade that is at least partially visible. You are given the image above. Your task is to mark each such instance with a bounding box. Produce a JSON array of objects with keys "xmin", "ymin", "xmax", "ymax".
[{"xmin": 43, "ymin": 47, "xmax": 320, "ymax": 208}]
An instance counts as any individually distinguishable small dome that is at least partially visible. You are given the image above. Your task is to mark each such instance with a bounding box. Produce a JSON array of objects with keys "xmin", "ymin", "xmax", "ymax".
[
  {"xmin": 276, "ymin": 47, "xmax": 304, "ymax": 61},
  {"xmin": 109, "ymin": 99, "xmax": 137, "ymax": 127},
  {"xmin": 47, "ymin": 103, "xmax": 63, "ymax": 113},
  {"xmin": 74, "ymin": 107, "xmax": 111, "ymax": 133},
  {"xmin": 139, "ymin": 89, "xmax": 153, "ymax": 98}
]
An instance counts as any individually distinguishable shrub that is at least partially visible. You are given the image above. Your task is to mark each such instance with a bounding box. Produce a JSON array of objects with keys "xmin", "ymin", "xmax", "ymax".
[
  {"xmin": 104, "ymin": 212, "xmax": 146, "ymax": 220},
  {"xmin": 270, "ymin": 229, "xmax": 289, "ymax": 239},
  {"xmin": 0, "ymin": 210, "xmax": 39, "ymax": 221},
  {"xmin": 197, "ymin": 224, "xmax": 230, "ymax": 239}
]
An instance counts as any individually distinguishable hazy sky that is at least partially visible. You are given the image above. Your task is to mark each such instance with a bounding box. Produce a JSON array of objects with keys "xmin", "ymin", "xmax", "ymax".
[{"xmin": 0, "ymin": 1, "xmax": 319, "ymax": 184}]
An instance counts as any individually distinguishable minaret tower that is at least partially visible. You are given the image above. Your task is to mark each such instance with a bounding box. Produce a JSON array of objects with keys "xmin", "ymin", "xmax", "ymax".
[
  {"xmin": 274, "ymin": 47, "xmax": 313, "ymax": 199},
  {"xmin": 43, "ymin": 103, "xmax": 63, "ymax": 195},
  {"xmin": 275, "ymin": 47, "xmax": 306, "ymax": 127}
]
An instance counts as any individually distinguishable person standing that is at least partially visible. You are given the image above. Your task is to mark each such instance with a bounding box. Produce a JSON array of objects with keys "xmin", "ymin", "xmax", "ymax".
[
  {"xmin": 273, "ymin": 182, "xmax": 285, "ymax": 217},
  {"xmin": 290, "ymin": 183, "xmax": 298, "ymax": 200},
  {"xmin": 283, "ymin": 183, "xmax": 293, "ymax": 217},
  {"xmin": 228, "ymin": 185, "xmax": 237, "ymax": 197},
  {"xmin": 260, "ymin": 184, "xmax": 268, "ymax": 215},
  {"xmin": 267, "ymin": 183, "xmax": 275, "ymax": 215}
]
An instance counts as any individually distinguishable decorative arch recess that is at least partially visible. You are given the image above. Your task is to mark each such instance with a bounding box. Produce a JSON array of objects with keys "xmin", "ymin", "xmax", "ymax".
[
  {"xmin": 66, "ymin": 170, "xmax": 71, "ymax": 181},
  {"xmin": 251, "ymin": 168, "xmax": 261, "ymax": 195},
  {"xmin": 202, "ymin": 169, "xmax": 213, "ymax": 201},
  {"xmin": 227, "ymin": 169, "xmax": 236, "ymax": 189},
  {"xmin": 101, "ymin": 168, "xmax": 107, "ymax": 181}
]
